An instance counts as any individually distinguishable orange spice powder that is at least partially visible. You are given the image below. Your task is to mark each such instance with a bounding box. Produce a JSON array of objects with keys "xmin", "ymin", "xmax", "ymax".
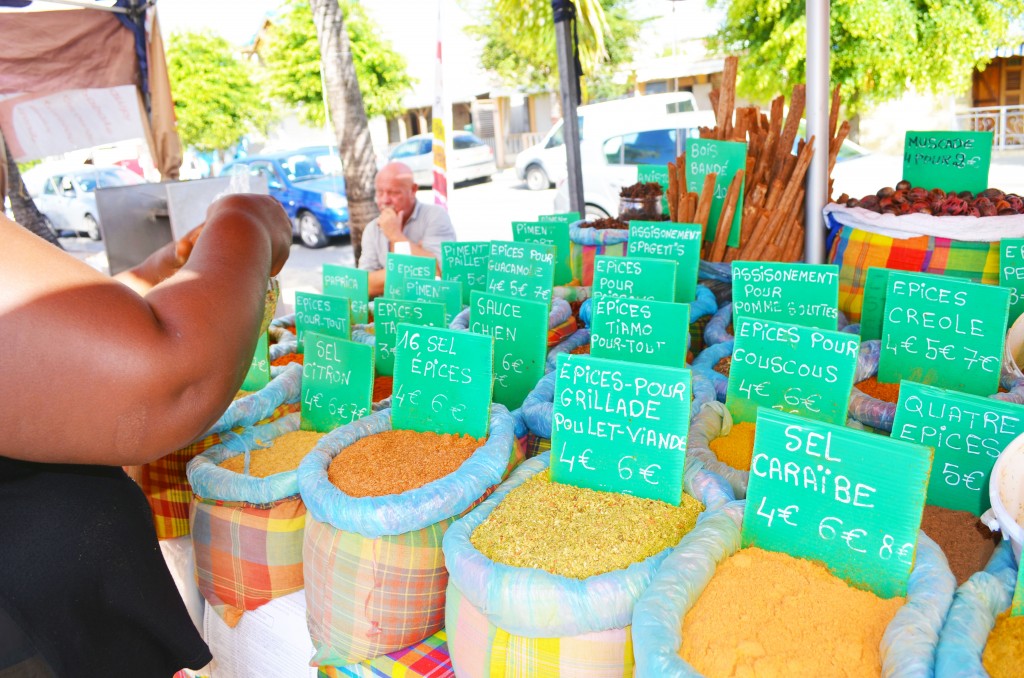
[
  {"xmin": 856, "ymin": 376, "xmax": 901, "ymax": 403},
  {"xmin": 709, "ymin": 422, "xmax": 756, "ymax": 471},
  {"xmin": 983, "ymin": 611, "xmax": 1024, "ymax": 678}
]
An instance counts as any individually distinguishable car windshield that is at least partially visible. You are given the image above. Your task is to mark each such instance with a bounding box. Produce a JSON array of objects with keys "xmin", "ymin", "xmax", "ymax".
[
  {"xmin": 280, "ymin": 151, "xmax": 342, "ymax": 182},
  {"xmin": 75, "ymin": 168, "xmax": 142, "ymax": 192}
]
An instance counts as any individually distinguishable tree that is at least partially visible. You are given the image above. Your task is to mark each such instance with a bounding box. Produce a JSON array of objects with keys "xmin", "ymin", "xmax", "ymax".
[
  {"xmin": 167, "ymin": 32, "xmax": 271, "ymax": 152},
  {"xmin": 3, "ymin": 133, "xmax": 61, "ymax": 248},
  {"xmin": 308, "ymin": 0, "xmax": 380, "ymax": 264},
  {"xmin": 260, "ymin": 0, "xmax": 414, "ymax": 127},
  {"xmin": 707, "ymin": 0, "xmax": 1024, "ymax": 117}
]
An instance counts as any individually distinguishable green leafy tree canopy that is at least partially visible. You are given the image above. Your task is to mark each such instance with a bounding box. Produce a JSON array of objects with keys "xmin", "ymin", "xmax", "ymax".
[
  {"xmin": 168, "ymin": 31, "xmax": 271, "ymax": 152},
  {"xmin": 260, "ymin": 0, "xmax": 414, "ymax": 126},
  {"xmin": 708, "ymin": 0, "xmax": 1024, "ymax": 115}
]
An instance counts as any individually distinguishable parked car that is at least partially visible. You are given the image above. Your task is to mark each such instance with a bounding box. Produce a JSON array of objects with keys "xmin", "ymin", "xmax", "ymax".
[
  {"xmin": 386, "ymin": 131, "xmax": 497, "ymax": 189},
  {"xmin": 24, "ymin": 165, "xmax": 145, "ymax": 240},
  {"xmin": 220, "ymin": 146, "xmax": 348, "ymax": 248}
]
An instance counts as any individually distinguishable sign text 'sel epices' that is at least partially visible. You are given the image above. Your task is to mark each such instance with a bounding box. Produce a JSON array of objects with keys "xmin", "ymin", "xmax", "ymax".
[
  {"xmin": 685, "ymin": 138, "xmax": 747, "ymax": 247},
  {"xmin": 627, "ymin": 221, "xmax": 702, "ymax": 302},
  {"xmin": 879, "ymin": 271, "xmax": 1010, "ymax": 396},
  {"xmin": 469, "ymin": 291, "xmax": 547, "ymax": 410},
  {"xmin": 486, "ymin": 241, "xmax": 555, "ymax": 305},
  {"xmin": 592, "ymin": 255, "xmax": 677, "ymax": 302},
  {"xmin": 442, "ymin": 241, "xmax": 490, "ymax": 305},
  {"xmin": 731, "ymin": 261, "xmax": 840, "ymax": 330},
  {"xmin": 859, "ymin": 267, "xmax": 896, "ymax": 342},
  {"xmin": 550, "ymin": 353, "xmax": 690, "ymax": 505},
  {"xmin": 295, "ymin": 292, "xmax": 350, "ymax": 353},
  {"xmin": 513, "ymin": 220, "xmax": 573, "ymax": 286},
  {"xmin": 999, "ymin": 239, "xmax": 1024, "ymax": 326},
  {"xmin": 392, "ymin": 323, "xmax": 493, "ymax": 438},
  {"xmin": 373, "ymin": 298, "xmax": 446, "ymax": 376},
  {"xmin": 742, "ymin": 409, "xmax": 933, "ymax": 599},
  {"xmin": 590, "ymin": 295, "xmax": 690, "ymax": 368},
  {"xmin": 384, "ymin": 252, "xmax": 435, "ymax": 299},
  {"xmin": 903, "ymin": 130, "xmax": 993, "ymax": 194},
  {"xmin": 726, "ymin": 317, "xmax": 860, "ymax": 425},
  {"xmin": 322, "ymin": 264, "xmax": 369, "ymax": 324},
  {"xmin": 241, "ymin": 332, "xmax": 270, "ymax": 391},
  {"xmin": 300, "ymin": 332, "xmax": 373, "ymax": 432},
  {"xmin": 399, "ymin": 277, "xmax": 463, "ymax": 325}
]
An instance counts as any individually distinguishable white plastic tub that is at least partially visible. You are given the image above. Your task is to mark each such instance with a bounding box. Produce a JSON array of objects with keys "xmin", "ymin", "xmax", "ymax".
[{"xmin": 984, "ymin": 433, "xmax": 1024, "ymax": 565}]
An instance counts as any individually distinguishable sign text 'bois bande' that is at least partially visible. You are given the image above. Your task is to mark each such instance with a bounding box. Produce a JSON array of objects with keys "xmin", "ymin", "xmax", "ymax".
[
  {"xmin": 879, "ymin": 271, "xmax": 1010, "ymax": 396},
  {"xmin": 742, "ymin": 409, "xmax": 933, "ymax": 599},
  {"xmin": 300, "ymin": 332, "xmax": 373, "ymax": 433},
  {"xmin": 731, "ymin": 261, "xmax": 840, "ymax": 330},
  {"xmin": 550, "ymin": 353, "xmax": 690, "ymax": 505}
]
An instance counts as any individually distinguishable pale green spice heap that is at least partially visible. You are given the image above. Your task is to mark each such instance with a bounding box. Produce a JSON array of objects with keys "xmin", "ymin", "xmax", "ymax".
[{"xmin": 471, "ymin": 469, "xmax": 704, "ymax": 579}]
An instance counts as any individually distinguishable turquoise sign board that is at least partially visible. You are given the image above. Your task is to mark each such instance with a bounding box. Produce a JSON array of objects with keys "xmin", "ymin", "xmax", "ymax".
[
  {"xmin": 685, "ymin": 137, "xmax": 747, "ymax": 246},
  {"xmin": 322, "ymin": 264, "xmax": 369, "ymax": 324},
  {"xmin": 441, "ymin": 241, "xmax": 490, "ymax": 305},
  {"xmin": 513, "ymin": 220, "xmax": 572, "ymax": 286},
  {"xmin": 637, "ymin": 164, "xmax": 670, "ymax": 214},
  {"xmin": 859, "ymin": 267, "xmax": 896, "ymax": 342},
  {"xmin": 891, "ymin": 381, "xmax": 1024, "ymax": 516},
  {"xmin": 538, "ymin": 212, "xmax": 580, "ymax": 224},
  {"xmin": 726, "ymin": 317, "xmax": 860, "ymax": 425},
  {"xmin": 903, "ymin": 130, "xmax": 993, "ymax": 194},
  {"xmin": 295, "ymin": 292, "xmax": 350, "ymax": 353},
  {"xmin": 731, "ymin": 261, "xmax": 840, "ymax": 330},
  {"xmin": 742, "ymin": 409, "xmax": 933, "ymax": 599},
  {"xmin": 1000, "ymin": 239, "xmax": 1024, "ymax": 326},
  {"xmin": 373, "ymin": 298, "xmax": 446, "ymax": 376},
  {"xmin": 299, "ymin": 333, "xmax": 373, "ymax": 432},
  {"xmin": 469, "ymin": 291, "xmax": 548, "ymax": 410},
  {"xmin": 590, "ymin": 295, "xmax": 691, "ymax": 368},
  {"xmin": 592, "ymin": 255, "xmax": 677, "ymax": 302},
  {"xmin": 550, "ymin": 353, "xmax": 690, "ymax": 505},
  {"xmin": 486, "ymin": 241, "xmax": 555, "ymax": 306},
  {"xmin": 879, "ymin": 271, "xmax": 1010, "ymax": 396},
  {"xmin": 1013, "ymin": 557, "xmax": 1024, "ymax": 616},
  {"xmin": 384, "ymin": 252, "xmax": 435, "ymax": 299},
  {"xmin": 627, "ymin": 221, "xmax": 702, "ymax": 303},
  {"xmin": 392, "ymin": 324, "xmax": 493, "ymax": 438},
  {"xmin": 398, "ymin": 277, "xmax": 464, "ymax": 325},
  {"xmin": 241, "ymin": 332, "xmax": 270, "ymax": 391}
]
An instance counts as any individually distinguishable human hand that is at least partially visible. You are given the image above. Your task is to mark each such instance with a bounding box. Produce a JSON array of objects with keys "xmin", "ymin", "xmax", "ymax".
[
  {"xmin": 378, "ymin": 207, "xmax": 407, "ymax": 244},
  {"xmin": 206, "ymin": 194, "xmax": 292, "ymax": 275}
]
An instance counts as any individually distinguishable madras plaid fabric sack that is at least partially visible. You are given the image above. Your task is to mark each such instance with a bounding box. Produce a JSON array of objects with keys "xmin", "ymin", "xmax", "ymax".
[
  {"xmin": 187, "ymin": 412, "xmax": 307, "ymax": 626},
  {"xmin": 317, "ymin": 630, "xmax": 453, "ymax": 678},
  {"xmin": 125, "ymin": 362, "xmax": 302, "ymax": 540},
  {"xmin": 569, "ymin": 220, "xmax": 629, "ymax": 286},
  {"xmin": 297, "ymin": 405, "xmax": 518, "ymax": 666}
]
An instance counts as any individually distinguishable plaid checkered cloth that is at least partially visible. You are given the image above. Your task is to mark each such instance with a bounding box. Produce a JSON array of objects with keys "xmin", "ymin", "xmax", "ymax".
[
  {"xmin": 317, "ymin": 631, "xmax": 453, "ymax": 678},
  {"xmin": 569, "ymin": 222, "xmax": 629, "ymax": 286},
  {"xmin": 190, "ymin": 495, "xmax": 306, "ymax": 627},
  {"xmin": 524, "ymin": 433, "xmax": 551, "ymax": 459},
  {"xmin": 547, "ymin": 316, "xmax": 578, "ymax": 348}
]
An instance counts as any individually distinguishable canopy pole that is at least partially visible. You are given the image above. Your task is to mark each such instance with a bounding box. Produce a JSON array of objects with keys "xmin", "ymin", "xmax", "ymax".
[
  {"xmin": 804, "ymin": 0, "xmax": 829, "ymax": 263},
  {"xmin": 552, "ymin": 1, "xmax": 584, "ymax": 216}
]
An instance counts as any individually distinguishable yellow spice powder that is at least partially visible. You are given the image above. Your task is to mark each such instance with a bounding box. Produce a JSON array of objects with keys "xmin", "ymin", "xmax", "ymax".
[
  {"xmin": 709, "ymin": 422, "xmax": 757, "ymax": 471},
  {"xmin": 680, "ymin": 547, "xmax": 904, "ymax": 678},
  {"xmin": 218, "ymin": 430, "xmax": 324, "ymax": 478},
  {"xmin": 983, "ymin": 610, "xmax": 1024, "ymax": 678}
]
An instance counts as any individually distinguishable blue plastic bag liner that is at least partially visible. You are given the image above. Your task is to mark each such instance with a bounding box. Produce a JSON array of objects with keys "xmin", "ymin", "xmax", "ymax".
[
  {"xmin": 934, "ymin": 541, "xmax": 1018, "ymax": 677},
  {"xmin": 690, "ymin": 285, "xmax": 718, "ymax": 323},
  {"xmin": 698, "ymin": 261, "xmax": 732, "ymax": 283},
  {"xmin": 509, "ymin": 406, "xmax": 528, "ymax": 440},
  {"xmin": 704, "ymin": 303, "xmax": 733, "ymax": 347},
  {"xmin": 692, "ymin": 340, "xmax": 732, "ymax": 402},
  {"xmin": 270, "ymin": 312, "xmax": 297, "ymax": 344},
  {"xmin": 269, "ymin": 339, "xmax": 298, "ymax": 362},
  {"xmin": 450, "ymin": 297, "xmax": 572, "ymax": 331},
  {"xmin": 350, "ymin": 323, "xmax": 375, "ymax": 347},
  {"xmin": 441, "ymin": 451, "xmax": 727, "ymax": 639},
  {"xmin": 633, "ymin": 500, "xmax": 956, "ymax": 678},
  {"xmin": 205, "ymin": 362, "xmax": 302, "ymax": 438},
  {"xmin": 579, "ymin": 297, "xmax": 593, "ymax": 328},
  {"xmin": 845, "ymin": 339, "xmax": 899, "ymax": 433},
  {"xmin": 297, "ymin": 405, "xmax": 515, "ymax": 538},
  {"xmin": 188, "ymin": 412, "xmax": 304, "ymax": 504},
  {"xmin": 546, "ymin": 328, "xmax": 590, "ymax": 372},
  {"xmin": 687, "ymin": 401, "xmax": 748, "ymax": 499}
]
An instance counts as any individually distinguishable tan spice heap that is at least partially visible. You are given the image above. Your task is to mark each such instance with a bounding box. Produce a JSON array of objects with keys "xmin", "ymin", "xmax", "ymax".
[
  {"xmin": 219, "ymin": 430, "xmax": 325, "ymax": 478},
  {"xmin": 472, "ymin": 470, "xmax": 703, "ymax": 580}
]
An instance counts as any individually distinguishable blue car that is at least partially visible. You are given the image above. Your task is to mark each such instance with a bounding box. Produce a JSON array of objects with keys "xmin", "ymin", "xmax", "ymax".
[{"xmin": 220, "ymin": 146, "xmax": 348, "ymax": 248}]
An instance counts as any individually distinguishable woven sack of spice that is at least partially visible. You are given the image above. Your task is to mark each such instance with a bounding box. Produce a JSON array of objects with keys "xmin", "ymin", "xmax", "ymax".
[
  {"xmin": 934, "ymin": 541, "xmax": 1018, "ymax": 675},
  {"xmin": 692, "ymin": 340, "xmax": 733, "ymax": 403},
  {"xmin": 568, "ymin": 219, "xmax": 630, "ymax": 286},
  {"xmin": 186, "ymin": 412, "xmax": 308, "ymax": 627},
  {"xmin": 296, "ymin": 405, "xmax": 519, "ymax": 666},
  {"xmin": 451, "ymin": 297, "xmax": 576, "ymax": 349},
  {"xmin": 632, "ymin": 500, "xmax": 957, "ymax": 678},
  {"xmin": 442, "ymin": 452, "xmax": 729, "ymax": 677},
  {"xmin": 124, "ymin": 362, "xmax": 302, "ymax": 540},
  {"xmin": 269, "ymin": 312, "xmax": 297, "ymax": 345},
  {"xmin": 546, "ymin": 328, "xmax": 591, "ymax": 372}
]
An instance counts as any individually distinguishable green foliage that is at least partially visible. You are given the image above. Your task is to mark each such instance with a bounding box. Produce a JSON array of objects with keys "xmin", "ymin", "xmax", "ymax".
[
  {"xmin": 260, "ymin": 0, "xmax": 414, "ymax": 126},
  {"xmin": 466, "ymin": 0, "xmax": 642, "ymax": 102},
  {"xmin": 707, "ymin": 0, "xmax": 1024, "ymax": 115},
  {"xmin": 168, "ymin": 32, "xmax": 271, "ymax": 152}
]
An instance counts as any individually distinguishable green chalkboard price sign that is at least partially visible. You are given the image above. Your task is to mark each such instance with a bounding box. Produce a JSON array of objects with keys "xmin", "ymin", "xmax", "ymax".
[
  {"xmin": 1000, "ymin": 239, "xmax": 1024, "ymax": 326},
  {"xmin": 384, "ymin": 252, "xmax": 435, "ymax": 299},
  {"xmin": 742, "ymin": 409, "xmax": 933, "ymax": 599},
  {"xmin": 592, "ymin": 255, "xmax": 677, "ymax": 302},
  {"xmin": 322, "ymin": 264, "xmax": 369, "ymax": 324},
  {"xmin": 627, "ymin": 221, "xmax": 702, "ymax": 303},
  {"xmin": 731, "ymin": 261, "xmax": 840, "ymax": 330},
  {"xmin": 441, "ymin": 241, "xmax": 490, "ymax": 305},
  {"xmin": 486, "ymin": 241, "xmax": 555, "ymax": 305},
  {"xmin": 469, "ymin": 291, "xmax": 548, "ymax": 410},
  {"xmin": 241, "ymin": 332, "xmax": 271, "ymax": 391},
  {"xmin": 513, "ymin": 220, "xmax": 573, "ymax": 286},
  {"xmin": 300, "ymin": 333, "xmax": 373, "ymax": 432},
  {"xmin": 903, "ymin": 130, "xmax": 993, "ymax": 194},
  {"xmin": 398, "ymin": 277, "xmax": 464, "ymax": 325},
  {"xmin": 550, "ymin": 353, "xmax": 690, "ymax": 505},
  {"xmin": 538, "ymin": 212, "xmax": 580, "ymax": 224},
  {"xmin": 373, "ymin": 298, "xmax": 446, "ymax": 376},
  {"xmin": 1013, "ymin": 555, "xmax": 1024, "ymax": 616},
  {"xmin": 879, "ymin": 271, "xmax": 1010, "ymax": 396},
  {"xmin": 295, "ymin": 292, "xmax": 351, "ymax": 353},
  {"xmin": 391, "ymin": 323, "xmax": 493, "ymax": 438},
  {"xmin": 859, "ymin": 267, "xmax": 896, "ymax": 342},
  {"xmin": 891, "ymin": 381, "xmax": 1024, "ymax": 516},
  {"xmin": 590, "ymin": 295, "xmax": 690, "ymax": 368},
  {"xmin": 685, "ymin": 138, "xmax": 747, "ymax": 246},
  {"xmin": 637, "ymin": 164, "xmax": 670, "ymax": 214},
  {"xmin": 726, "ymin": 317, "xmax": 860, "ymax": 425}
]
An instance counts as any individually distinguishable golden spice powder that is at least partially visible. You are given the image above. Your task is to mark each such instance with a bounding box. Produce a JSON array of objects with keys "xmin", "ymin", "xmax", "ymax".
[
  {"xmin": 709, "ymin": 422, "xmax": 757, "ymax": 472},
  {"xmin": 218, "ymin": 430, "xmax": 325, "ymax": 477},
  {"xmin": 983, "ymin": 610, "xmax": 1024, "ymax": 678}
]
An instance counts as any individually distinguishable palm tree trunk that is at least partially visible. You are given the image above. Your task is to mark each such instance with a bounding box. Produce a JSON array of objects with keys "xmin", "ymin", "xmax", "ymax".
[
  {"xmin": 4, "ymin": 137, "xmax": 62, "ymax": 249},
  {"xmin": 308, "ymin": 0, "xmax": 379, "ymax": 265}
]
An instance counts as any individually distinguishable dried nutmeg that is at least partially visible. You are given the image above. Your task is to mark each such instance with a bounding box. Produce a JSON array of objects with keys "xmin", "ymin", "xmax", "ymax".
[
  {"xmin": 979, "ymin": 188, "xmax": 1005, "ymax": 201},
  {"xmin": 910, "ymin": 201, "xmax": 932, "ymax": 214},
  {"xmin": 877, "ymin": 186, "xmax": 896, "ymax": 199},
  {"xmin": 1007, "ymin": 195, "xmax": 1024, "ymax": 212},
  {"xmin": 967, "ymin": 206, "xmax": 981, "ymax": 217},
  {"xmin": 958, "ymin": 190, "xmax": 975, "ymax": 200},
  {"xmin": 999, "ymin": 208, "xmax": 1019, "ymax": 216},
  {"xmin": 974, "ymin": 198, "xmax": 997, "ymax": 217},
  {"xmin": 879, "ymin": 196, "xmax": 894, "ymax": 210},
  {"xmin": 896, "ymin": 180, "xmax": 912, "ymax": 191},
  {"xmin": 908, "ymin": 187, "xmax": 929, "ymax": 202},
  {"xmin": 846, "ymin": 198, "xmax": 860, "ymax": 208}
]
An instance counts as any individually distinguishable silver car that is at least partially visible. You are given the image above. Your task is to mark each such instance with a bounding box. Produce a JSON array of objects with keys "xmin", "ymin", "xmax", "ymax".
[
  {"xmin": 30, "ymin": 166, "xmax": 144, "ymax": 240},
  {"xmin": 387, "ymin": 131, "xmax": 497, "ymax": 189}
]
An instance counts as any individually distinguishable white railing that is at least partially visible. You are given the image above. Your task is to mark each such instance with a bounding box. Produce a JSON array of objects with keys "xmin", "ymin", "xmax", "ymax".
[{"xmin": 954, "ymin": 105, "xmax": 1024, "ymax": 149}]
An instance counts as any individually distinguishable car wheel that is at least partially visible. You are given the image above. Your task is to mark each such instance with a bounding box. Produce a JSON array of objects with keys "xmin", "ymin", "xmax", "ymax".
[
  {"xmin": 525, "ymin": 165, "xmax": 549, "ymax": 191},
  {"xmin": 83, "ymin": 214, "xmax": 101, "ymax": 241},
  {"xmin": 298, "ymin": 211, "xmax": 328, "ymax": 249},
  {"xmin": 42, "ymin": 215, "xmax": 59, "ymax": 237},
  {"xmin": 585, "ymin": 204, "xmax": 611, "ymax": 220}
]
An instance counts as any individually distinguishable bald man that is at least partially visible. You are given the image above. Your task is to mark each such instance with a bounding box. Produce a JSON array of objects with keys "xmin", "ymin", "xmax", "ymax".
[{"xmin": 359, "ymin": 161, "xmax": 456, "ymax": 297}]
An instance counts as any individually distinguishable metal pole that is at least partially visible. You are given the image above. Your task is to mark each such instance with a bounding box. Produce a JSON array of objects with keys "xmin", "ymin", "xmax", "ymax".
[
  {"xmin": 553, "ymin": 5, "xmax": 584, "ymax": 216},
  {"xmin": 804, "ymin": 0, "xmax": 829, "ymax": 264}
]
